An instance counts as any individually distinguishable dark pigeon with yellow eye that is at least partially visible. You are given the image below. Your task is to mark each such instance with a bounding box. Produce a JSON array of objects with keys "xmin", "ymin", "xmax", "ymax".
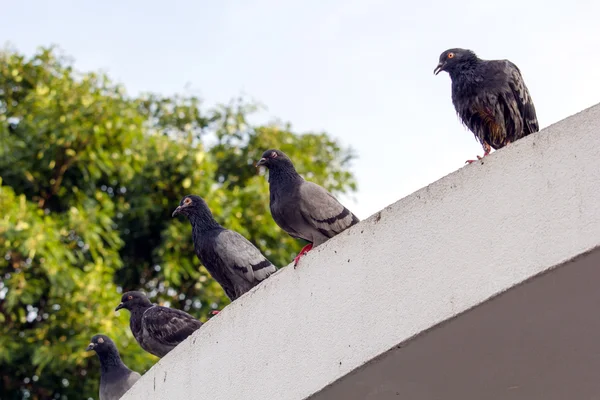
[
  {"xmin": 256, "ymin": 149, "xmax": 360, "ymax": 267},
  {"xmin": 434, "ymin": 48, "xmax": 539, "ymax": 163},
  {"xmin": 172, "ymin": 195, "xmax": 276, "ymax": 302},
  {"xmin": 115, "ymin": 291, "xmax": 203, "ymax": 358},
  {"xmin": 87, "ymin": 334, "xmax": 141, "ymax": 400}
]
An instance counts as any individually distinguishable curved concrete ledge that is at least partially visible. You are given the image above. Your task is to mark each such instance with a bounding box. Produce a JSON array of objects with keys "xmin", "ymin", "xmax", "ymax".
[{"xmin": 123, "ymin": 103, "xmax": 600, "ymax": 400}]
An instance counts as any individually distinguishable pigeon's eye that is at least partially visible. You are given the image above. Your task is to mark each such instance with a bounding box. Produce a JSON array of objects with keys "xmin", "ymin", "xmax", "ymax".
[
  {"xmin": 184, "ymin": 198, "xmax": 192, "ymax": 205},
  {"xmin": 97, "ymin": 337, "xmax": 104, "ymax": 344},
  {"xmin": 447, "ymin": 52, "xmax": 455, "ymax": 59},
  {"xmin": 271, "ymin": 152, "xmax": 278, "ymax": 158},
  {"xmin": 127, "ymin": 295, "xmax": 133, "ymax": 300}
]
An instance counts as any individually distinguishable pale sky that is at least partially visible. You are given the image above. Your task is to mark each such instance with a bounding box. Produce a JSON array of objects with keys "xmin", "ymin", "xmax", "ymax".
[{"xmin": 3, "ymin": 0, "xmax": 600, "ymax": 218}]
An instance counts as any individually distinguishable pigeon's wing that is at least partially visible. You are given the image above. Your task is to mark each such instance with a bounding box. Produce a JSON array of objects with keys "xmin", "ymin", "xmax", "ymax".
[
  {"xmin": 213, "ymin": 230, "xmax": 276, "ymax": 282},
  {"xmin": 143, "ymin": 306, "xmax": 202, "ymax": 347},
  {"xmin": 297, "ymin": 181, "xmax": 359, "ymax": 239},
  {"xmin": 504, "ymin": 60, "xmax": 539, "ymax": 136},
  {"xmin": 194, "ymin": 231, "xmax": 239, "ymax": 300}
]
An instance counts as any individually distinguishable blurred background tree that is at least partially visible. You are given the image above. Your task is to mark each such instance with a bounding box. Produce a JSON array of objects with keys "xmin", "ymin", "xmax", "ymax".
[{"xmin": 0, "ymin": 46, "xmax": 357, "ymax": 399}]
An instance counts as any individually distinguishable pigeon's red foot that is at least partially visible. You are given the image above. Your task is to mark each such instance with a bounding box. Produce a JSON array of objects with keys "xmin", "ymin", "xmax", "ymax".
[
  {"xmin": 465, "ymin": 150, "xmax": 491, "ymax": 164},
  {"xmin": 211, "ymin": 310, "xmax": 220, "ymax": 315},
  {"xmin": 293, "ymin": 243, "xmax": 313, "ymax": 268}
]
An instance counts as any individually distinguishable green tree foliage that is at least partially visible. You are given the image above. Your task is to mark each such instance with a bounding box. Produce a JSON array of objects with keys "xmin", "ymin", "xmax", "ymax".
[{"xmin": 0, "ymin": 46, "xmax": 357, "ymax": 399}]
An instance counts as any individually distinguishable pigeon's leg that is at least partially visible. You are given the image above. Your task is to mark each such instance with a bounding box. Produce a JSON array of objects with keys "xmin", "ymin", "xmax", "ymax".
[
  {"xmin": 211, "ymin": 310, "xmax": 220, "ymax": 315},
  {"xmin": 466, "ymin": 142, "xmax": 492, "ymax": 164},
  {"xmin": 482, "ymin": 142, "xmax": 491, "ymax": 155},
  {"xmin": 293, "ymin": 243, "xmax": 313, "ymax": 268}
]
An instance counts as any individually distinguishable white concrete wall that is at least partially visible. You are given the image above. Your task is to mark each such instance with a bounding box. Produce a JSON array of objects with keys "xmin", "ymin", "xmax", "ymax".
[{"xmin": 122, "ymin": 103, "xmax": 600, "ymax": 400}]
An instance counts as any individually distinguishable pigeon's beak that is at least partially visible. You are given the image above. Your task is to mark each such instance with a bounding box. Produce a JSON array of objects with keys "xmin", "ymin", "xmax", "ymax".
[
  {"xmin": 86, "ymin": 343, "xmax": 96, "ymax": 351},
  {"xmin": 115, "ymin": 303, "xmax": 124, "ymax": 311},
  {"xmin": 256, "ymin": 158, "xmax": 267, "ymax": 167},
  {"xmin": 434, "ymin": 62, "xmax": 445, "ymax": 75},
  {"xmin": 172, "ymin": 206, "xmax": 182, "ymax": 217}
]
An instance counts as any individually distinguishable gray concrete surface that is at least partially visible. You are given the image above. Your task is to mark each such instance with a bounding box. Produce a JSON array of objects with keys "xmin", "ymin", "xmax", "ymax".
[
  {"xmin": 122, "ymin": 102, "xmax": 600, "ymax": 400},
  {"xmin": 310, "ymin": 247, "xmax": 600, "ymax": 399}
]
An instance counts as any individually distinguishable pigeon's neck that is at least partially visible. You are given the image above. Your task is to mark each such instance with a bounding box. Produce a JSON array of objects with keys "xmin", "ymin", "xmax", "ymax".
[
  {"xmin": 97, "ymin": 351, "xmax": 127, "ymax": 374},
  {"xmin": 449, "ymin": 58, "xmax": 482, "ymax": 81},
  {"xmin": 268, "ymin": 165, "xmax": 302, "ymax": 186},
  {"xmin": 189, "ymin": 210, "xmax": 222, "ymax": 232}
]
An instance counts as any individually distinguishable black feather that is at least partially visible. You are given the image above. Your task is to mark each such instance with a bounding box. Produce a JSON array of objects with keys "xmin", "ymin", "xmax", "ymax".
[{"xmin": 437, "ymin": 48, "xmax": 539, "ymax": 151}]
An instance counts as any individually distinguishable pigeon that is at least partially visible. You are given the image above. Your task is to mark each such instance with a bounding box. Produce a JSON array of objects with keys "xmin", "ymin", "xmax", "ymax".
[
  {"xmin": 172, "ymin": 195, "xmax": 277, "ymax": 302},
  {"xmin": 86, "ymin": 334, "xmax": 141, "ymax": 400},
  {"xmin": 434, "ymin": 48, "xmax": 539, "ymax": 163},
  {"xmin": 256, "ymin": 149, "xmax": 360, "ymax": 266},
  {"xmin": 115, "ymin": 291, "xmax": 203, "ymax": 358}
]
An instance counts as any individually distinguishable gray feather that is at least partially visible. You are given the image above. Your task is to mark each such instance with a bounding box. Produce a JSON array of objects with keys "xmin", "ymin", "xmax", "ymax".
[
  {"xmin": 213, "ymin": 229, "xmax": 277, "ymax": 282},
  {"xmin": 173, "ymin": 195, "xmax": 276, "ymax": 301},
  {"xmin": 260, "ymin": 149, "xmax": 360, "ymax": 248},
  {"xmin": 90, "ymin": 335, "xmax": 141, "ymax": 400},
  {"xmin": 297, "ymin": 181, "xmax": 359, "ymax": 244},
  {"xmin": 100, "ymin": 370, "xmax": 141, "ymax": 400}
]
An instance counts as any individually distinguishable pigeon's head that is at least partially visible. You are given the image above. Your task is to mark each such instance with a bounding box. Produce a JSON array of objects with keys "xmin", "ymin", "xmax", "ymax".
[
  {"xmin": 256, "ymin": 149, "xmax": 294, "ymax": 170},
  {"xmin": 86, "ymin": 334, "xmax": 117, "ymax": 354},
  {"xmin": 115, "ymin": 291, "xmax": 152, "ymax": 312},
  {"xmin": 434, "ymin": 48, "xmax": 478, "ymax": 75},
  {"xmin": 172, "ymin": 194, "xmax": 208, "ymax": 218}
]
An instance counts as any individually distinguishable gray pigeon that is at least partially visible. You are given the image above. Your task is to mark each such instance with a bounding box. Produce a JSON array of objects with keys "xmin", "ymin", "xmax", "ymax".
[
  {"xmin": 256, "ymin": 149, "xmax": 359, "ymax": 266},
  {"xmin": 172, "ymin": 195, "xmax": 277, "ymax": 301},
  {"xmin": 434, "ymin": 48, "xmax": 539, "ymax": 163},
  {"xmin": 115, "ymin": 291, "xmax": 203, "ymax": 358},
  {"xmin": 87, "ymin": 334, "xmax": 141, "ymax": 400}
]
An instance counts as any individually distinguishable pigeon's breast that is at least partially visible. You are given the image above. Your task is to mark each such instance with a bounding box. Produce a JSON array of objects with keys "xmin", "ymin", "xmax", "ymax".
[
  {"xmin": 271, "ymin": 192, "xmax": 309, "ymax": 241},
  {"xmin": 451, "ymin": 75, "xmax": 482, "ymax": 105},
  {"xmin": 100, "ymin": 371, "xmax": 136, "ymax": 400}
]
